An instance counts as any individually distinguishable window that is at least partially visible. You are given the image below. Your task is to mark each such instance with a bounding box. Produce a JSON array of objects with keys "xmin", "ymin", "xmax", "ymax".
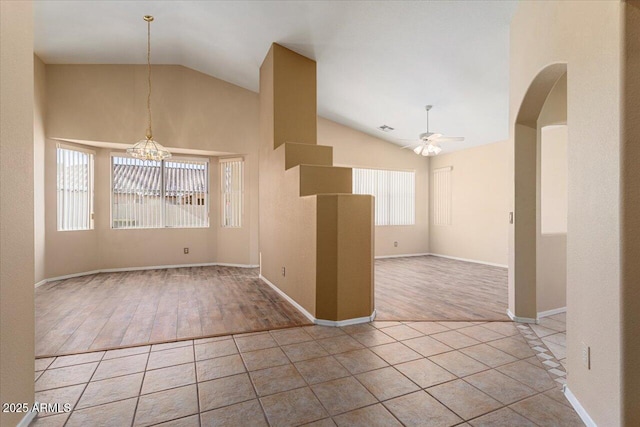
[
  {"xmin": 111, "ymin": 156, "xmax": 209, "ymax": 229},
  {"xmin": 352, "ymin": 168, "xmax": 415, "ymax": 226},
  {"xmin": 57, "ymin": 145, "xmax": 94, "ymax": 231},
  {"xmin": 432, "ymin": 166, "xmax": 452, "ymax": 226},
  {"xmin": 220, "ymin": 158, "xmax": 244, "ymax": 228}
]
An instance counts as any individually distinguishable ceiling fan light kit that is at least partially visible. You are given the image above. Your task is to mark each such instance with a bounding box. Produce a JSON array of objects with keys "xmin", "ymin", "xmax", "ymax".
[{"xmin": 402, "ymin": 105, "xmax": 464, "ymax": 157}]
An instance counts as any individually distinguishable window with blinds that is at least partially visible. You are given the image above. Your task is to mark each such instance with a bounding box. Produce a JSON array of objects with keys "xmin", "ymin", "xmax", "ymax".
[
  {"xmin": 220, "ymin": 158, "xmax": 244, "ymax": 228},
  {"xmin": 432, "ymin": 166, "xmax": 452, "ymax": 226},
  {"xmin": 57, "ymin": 146, "xmax": 94, "ymax": 231},
  {"xmin": 111, "ymin": 156, "xmax": 209, "ymax": 229},
  {"xmin": 352, "ymin": 168, "xmax": 415, "ymax": 226}
]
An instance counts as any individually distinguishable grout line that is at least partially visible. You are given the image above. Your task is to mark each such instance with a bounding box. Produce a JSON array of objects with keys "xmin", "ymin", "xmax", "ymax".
[
  {"xmin": 191, "ymin": 341, "xmax": 202, "ymax": 427},
  {"xmin": 60, "ymin": 349, "xmax": 108, "ymax": 427},
  {"xmin": 130, "ymin": 343, "xmax": 151, "ymax": 427}
]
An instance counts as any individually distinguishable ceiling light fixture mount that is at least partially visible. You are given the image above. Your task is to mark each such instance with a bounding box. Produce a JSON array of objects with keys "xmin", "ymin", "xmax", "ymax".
[{"xmin": 127, "ymin": 15, "xmax": 171, "ymax": 162}]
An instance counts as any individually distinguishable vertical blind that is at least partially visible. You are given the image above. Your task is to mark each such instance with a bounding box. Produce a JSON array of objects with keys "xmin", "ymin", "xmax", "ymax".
[
  {"xmin": 220, "ymin": 158, "xmax": 243, "ymax": 228},
  {"xmin": 432, "ymin": 166, "xmax": 452, "ymax": 226},
  {"xmin": 57, "ymin": 146, "xmax": 94, "ymax": 231},
  {"xmin": 352, "ymin": 168, "xmax": 415, "ymax": 226},
  {"xmin": 112, "ymin": 156, "xmax": 208, "ymax": 229}
]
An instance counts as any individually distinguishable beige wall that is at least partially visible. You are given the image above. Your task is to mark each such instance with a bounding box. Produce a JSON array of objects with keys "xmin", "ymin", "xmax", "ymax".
[
  {"xmin": 35, "ymin": 55, "xmax": 46, "ymax": 284},
  {"xmin": 44, "ymin": 64, "xmax": 260, "ymax": 278},
  {"xmin": 536, "ymin": 74, "xmax": 567, "ymax": 315},
  {"xmin": 319, "ymin": 118, "xmax": 430, "ymax": 258},
  {"xmin": 428, "ymin": 141, "xmax": 509, "ymax": 266},
  {"xmin": 0, "ymin": 1, "xmax": 35, "ymax": 426},
  {"xmin": 510, "ymin": 2, "xmax": 622, "ymax": 424}
]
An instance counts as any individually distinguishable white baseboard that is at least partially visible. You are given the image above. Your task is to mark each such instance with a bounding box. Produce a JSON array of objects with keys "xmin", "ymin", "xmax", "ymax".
[
  {"xmin": 428, "ymin": 253, "xmax": 508, "ymax": 268},
  {"xmin": 259, "ymin": 275, "xmax": 315, "ymax": 323},
  {"xmin": 506, "ymin": 309, "xmax": 537, "ymax": 324},
  {"xmin": 564, "ymin": 386, "xmax": 597, "ymax": 427},
  {"xmin": 35, "ymin": 263, "xmax": 259, "ymax": 288},
  {"xmin": 537, "ymin": 306, "xmax": 566, "ymax": 319},
  {"xmin": 316, "ymin": 310, "xmax": 377, "ymax": 327},
  {"xmin": 259, "ymin": 274, "xmax": 376, "ymax": 327},
  {"xmin": 375, "ymin": 253, "xmax": 430, "ymax": 260},
  {"xmin": 16, "ymin": 410, "xmax": 38, "ymax": 427}
]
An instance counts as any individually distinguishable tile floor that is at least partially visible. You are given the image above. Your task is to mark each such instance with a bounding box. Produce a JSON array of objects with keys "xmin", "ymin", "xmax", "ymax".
[{"xmin": 32, "ymin": 318, "xmax": 582, "ymax": 427}]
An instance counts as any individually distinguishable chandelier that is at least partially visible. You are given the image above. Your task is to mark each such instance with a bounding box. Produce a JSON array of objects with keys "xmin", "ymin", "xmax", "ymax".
[{"xmin": 127, "ymin": 15, "xmax": 171, "ymax": 161}]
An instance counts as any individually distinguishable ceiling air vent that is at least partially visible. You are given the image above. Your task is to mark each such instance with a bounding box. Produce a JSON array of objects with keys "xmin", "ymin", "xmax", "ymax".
[{"xmin": 378, "ymin": 125, "xmax": 394, "ymax": 132}]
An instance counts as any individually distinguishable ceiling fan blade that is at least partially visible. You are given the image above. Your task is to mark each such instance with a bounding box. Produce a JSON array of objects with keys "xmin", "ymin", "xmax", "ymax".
[
  {"xmin": 433, "ymin": 136, "xmax": 464, "ymax": 142},
  {"xmin": 400, "ymin": 143, "xmax": 419, "ymax": 149},
  {"xmin": 425, "ymin": 133, "xmax": 443, "ymax": 141}
]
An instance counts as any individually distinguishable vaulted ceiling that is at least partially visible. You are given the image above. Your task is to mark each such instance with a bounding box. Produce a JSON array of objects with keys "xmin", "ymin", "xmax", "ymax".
[{"xmin": 34, "ymin": 1, "xmax": 517, "ymax": 153}]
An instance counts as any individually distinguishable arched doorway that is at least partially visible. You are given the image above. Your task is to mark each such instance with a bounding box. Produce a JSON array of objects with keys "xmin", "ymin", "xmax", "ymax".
[{"xmin": 509, "ymin": 63, "xmax": 567, "ymax": 321}]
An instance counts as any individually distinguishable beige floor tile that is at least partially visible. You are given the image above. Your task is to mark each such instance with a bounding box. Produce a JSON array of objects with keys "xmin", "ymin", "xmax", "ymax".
[
  {"xmin": 339, "ymin": 323, "xmax": 376, "ymax": 335},
  {"xmin": 260, "ymin": 387, "xmax": 328, "ymax": 427},
  {"xmin": 77, "ymin": 372, "xmax": 143, "ymax": 409},
  {"xmin": 457, "ymin": 325, "xmax": 505, "ymax": 342},
  {"xmin": 426, "ymin": 379, "xmax": 502, "ymax": 420},
  {"xmin": 35, "ymin": 384, "xmax": 84, "ymax": 417},
  {"xmin": 35, "ymin": 362, "xmax": 98, "ymax": 391},
  {"xmin": 195, "ymin": 335, "xmax": 233, "ymax": 345},
  {"xmin": 437, "ymin": 321, "xmax": 475, "ymax": 330},
  {"xmin": 395, "ymin": 358, "xmax": 456, "ymax": 388},
  {"xmin": 380, "ymin": 325, "xmax": 424, "ymax": 341},
  {"xmin": 538, "ymin": 317, "xmax": 566, "ymax": 332},
  {"xmin": 542, "ymin": 340, "xmax": 567, "ymax": 360},
  {"xmin": 468, "ymin": 407, "xmax": 536, "ymax": 427},
  {"xmin": 317, "ymin": 335, "xmax": 364, "ymax": 354},
  {"xmin": 370, "ymin": 342, "xmax": 421, "ymax": 365},
  {"xmin": 530, "ymin": 324, "xmax": 558, "ymax": 338},
  {"xmin": 142, "ymin": 363, "xmax": 195, "ymax": 394},
  {"xmin": 429, "ymin": 351, "xmax": 489, "ymax": 377},
  {"xmin": 479, "ymin": 322, "xmax": 520, "ymax": 337},
  {"xmin": 356, "ymin": 366, "xmax": 419, "ymax": 401},
  {"xmin": 200, "ymin": 399, "xmax": 267, "ymax": 427},
  {"xmin": 35, "ymin": 357, "xmax": 56, "ymax": 371},
  {"xmin": 31, "ymin": 412, "xmax": 70, "ymax": 427},
  {"xmin": 334, "ymin": 403, "xmax": 402, "ymax": 427},
  {"xmin": 153, "ymin": 414, "xmax": 200, "ymax": 427},
  {"xmin": 92, "ymin": 353, "xmax": 147, "ymax": 381},
  {"xmin": 542, "ymin": 332, "xmax": 566, "ymax": 346},
  {"xmin": 295, "ymin": 356, "xmax": 350, "ymax": 384},
  {"xmin": 497, "ymin": 360, "xmax": 557, "ymax": 392},
  {"xmin": 66, "ymin": 397, "xmax": 137, "ymax": 427},
  {"xmin": 195, "ymin": 339, "xmax": 238, "ymax": 361},
  {"xmin": 431, "ymin": 331, "xmax": 481, "ymax": 349},
  {"xmin": 403, "ymin": 336, "xmax": 454, "ymax": 357},
  {"xmin": 460, "ymin": 344, "xmax": 518, "ymax": 368},
  {"xmin": 371, "ymin": 321, "xmax": 403, "ymax": 329},
  {"xmin": 384, "ymin": 390, "xmax": 462, "ymax": 427},
  {"xmin": 134, "ymin": 384, "xmax": 199, "ymax": 426},
  {"xmin": 510, "ymin": 394, "xmax": 583, "ymax": 426},
  {"xmin": 464, "ymin": 370, "xmax": 537, "ymax": 405},
  {"xmin": 250, "ymin": 364, "xmax": 306, "ymax": 396},
  {"xmin": 350, "ymin": 330, "xmax": 396, "ymax": 347},
  {"xmin": 543, "ymin": 387, "xmax": 573, "ymax": 407},
  {"xmin": 241, "ymin": 347, "xmax": 289, "ymax": 371},
  {"xmin": 270, "ymin": 327, "xmax": 314, "ymax": 346},
  {"xmin": 196, "ymin": 354, "xmax": 246, "ymax": 382},
  {"xmin": 487, "ymin": 337, "xmax": 535, "ymax": 359},
  {"xmin": 151, "ymin": 340, "xmax": 193, "ymax": 352},
  {"xmin": 548, "ymin": 312, "xmax": 566, "ymax": 323},
  {"xmin": 333, "ymin": 348, "xmax": 388, "ymax": 374},
  {"xmin": 405, "ymin": 322, "xmax": 450, "ymax": 335},
  {"xmin": 301, "ymin": 418, "xmax": 336, "ymax": 427},
  {"xmin": 311, "ymin": 376, "xmax": 377, "ymax": 416},
  {"xmin": 235, "ymin": 332, "xmax": 278, "ymax": 353},
  {"xmin": 304, "ymin": 325, "xmax": 347, "ymax": 340},
  {"xmin": 198, "ymin": 373, "xmax": 256, "ymax": 412},
  {"xmin": 35, "ymin": 370, "xmax": 44, "ymax": 381},
  {"xmin": 281, "ymin": 340, "xmax": 329, "ymax": 362},
  {"xmin": 147, "ymin": 346, "xmax": 194, "ymax": 370},
  {"xmin": 524, "ymin": 355, "xmax": 545, "ymax": 368},
  {"xmin": 49, "ymin": 352, "xmax": 105, "ymax": 369},
  {"xmin": 103, "ymin": 345, "xmax": 150, "ymax": 360}
]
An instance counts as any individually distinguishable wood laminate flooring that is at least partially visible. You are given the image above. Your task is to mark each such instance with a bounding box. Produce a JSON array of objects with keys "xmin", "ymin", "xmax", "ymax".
[
  {"xmin": 35, "ymin": 266, "xmax": 311, "ymax": 358},
  {"xmin": 375, "ymin": 255, "xmax": 508, "ymax": 321}
]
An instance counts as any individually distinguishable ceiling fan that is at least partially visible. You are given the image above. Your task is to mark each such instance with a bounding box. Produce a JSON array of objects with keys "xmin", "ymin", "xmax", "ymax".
[{"xmin": 401, "ymin": 105, "xmax": 464, "ymax": 156}]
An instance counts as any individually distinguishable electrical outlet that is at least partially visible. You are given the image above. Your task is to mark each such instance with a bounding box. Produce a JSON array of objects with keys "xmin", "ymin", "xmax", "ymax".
[
  {"xmin": 282, "ymin": 267, "xmax": 286, "ymax": 277},
  {"xmin": 394, "ymin": 241, "xmax": 398, "ymax": 247},
  {"xmin": 184, "ymin": 248, "xmax": 189, "ymax": 254},
  {"xmin": 582, "ymin": 342, "xmax": 590, "ymax": 369}
]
